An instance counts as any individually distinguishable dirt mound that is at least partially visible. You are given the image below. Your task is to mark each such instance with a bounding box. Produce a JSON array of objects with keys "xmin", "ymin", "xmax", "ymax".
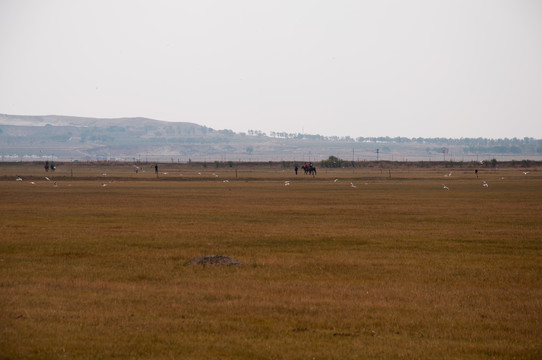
[{"xmin": 187, "ymin": 255, "xmax": 243, "ymax": 266}]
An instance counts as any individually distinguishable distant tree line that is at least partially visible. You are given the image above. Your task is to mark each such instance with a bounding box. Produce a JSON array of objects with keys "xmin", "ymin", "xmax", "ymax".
[
  {"xmin": 257, "ymin": 131, "xmax": 540, "ymax": 145},
  {"xmin": 252, "ymin": 131, "xmax": 542, "ymax": 154}
]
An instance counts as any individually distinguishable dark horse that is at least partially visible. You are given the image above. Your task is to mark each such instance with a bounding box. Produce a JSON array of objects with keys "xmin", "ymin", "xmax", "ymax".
[{"xmin": 302, "ymin": 165, "xmax": 317, "ymax": 175}]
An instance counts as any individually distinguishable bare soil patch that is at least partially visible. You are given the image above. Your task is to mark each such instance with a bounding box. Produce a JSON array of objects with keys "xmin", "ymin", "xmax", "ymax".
[{"xmin": 187, "ymin": 255, "xmax": 243, "ymax": 266}]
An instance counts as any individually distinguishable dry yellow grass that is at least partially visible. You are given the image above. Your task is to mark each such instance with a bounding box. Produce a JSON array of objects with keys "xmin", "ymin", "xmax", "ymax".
[{"xmin": 1, "ymin": 162, "xmax": 541, "ymax": 359}]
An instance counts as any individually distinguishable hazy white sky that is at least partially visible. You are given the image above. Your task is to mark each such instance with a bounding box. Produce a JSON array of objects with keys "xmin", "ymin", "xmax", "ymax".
[{"xmin": 1, "ymin": 0, "xmax": 541, "ymax": 138}]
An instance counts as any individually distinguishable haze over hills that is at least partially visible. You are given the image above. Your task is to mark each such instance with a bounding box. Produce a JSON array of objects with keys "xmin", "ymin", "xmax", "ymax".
[
  {"xmin": 0, "ymin": 114, "xmax": 210, "ymax": 132},
  {"xmin": 1, "ymin": 113, "xmax": 541, "ymax": 163}
]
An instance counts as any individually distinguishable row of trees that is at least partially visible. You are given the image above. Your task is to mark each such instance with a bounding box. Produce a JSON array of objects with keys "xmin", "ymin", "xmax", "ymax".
[
  {"xmin": 318, "ymin": 156, "xmax": 541, "ymax": 169},
  {"xmin": 252, "ymin": 130, "xmax": 541, "ymax": 147},
  {"xmin": 248, "ymin": 132, "xmax": 542, "ymax": 154}
]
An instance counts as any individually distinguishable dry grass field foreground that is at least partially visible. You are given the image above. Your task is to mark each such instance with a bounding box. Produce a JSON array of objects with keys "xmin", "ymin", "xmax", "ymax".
[{"xmin": 1, "ymin": 162, "xmax": 541, "ymax": 359}]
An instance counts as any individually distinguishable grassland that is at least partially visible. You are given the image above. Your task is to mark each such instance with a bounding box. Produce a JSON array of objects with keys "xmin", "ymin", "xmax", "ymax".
[{"xmin": 1, "ymin": 162, "xmax": 541, "ymax": 359}]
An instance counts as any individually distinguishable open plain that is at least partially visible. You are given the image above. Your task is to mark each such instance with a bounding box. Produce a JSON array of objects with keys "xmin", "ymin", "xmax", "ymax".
[{"xmin": 1, "ymin": 162, "xmax": 541, "ymax": 359}]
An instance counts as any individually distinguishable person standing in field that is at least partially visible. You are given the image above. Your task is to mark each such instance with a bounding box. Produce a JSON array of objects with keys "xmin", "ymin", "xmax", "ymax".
[
  {"xmin": 155, "ymin": 164, "xmax": 158, "ymax": 177},
  {"xmin": 45, "ymin": 161, "xmax": 49, "ymax": 172},
  {"xmin": 295, "ymin": 165, "xmax": 298, "ymax": 175}
]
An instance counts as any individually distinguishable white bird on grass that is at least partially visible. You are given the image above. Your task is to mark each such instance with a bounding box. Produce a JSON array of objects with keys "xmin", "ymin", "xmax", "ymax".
[
  {"xmin": 284, "ymin": 181, "xmax": 290, "ymax": 186},
  {"xmin": 45, "ymin": 177, "xmax": 50, "ymax": 181},
  {"xmin": 16, "ymin": 177, "xmax": 22, "ymax": 181},
  {"xmin": 31, "ymin": 182, "xmax": 35, "ymax": 185},
  {"xmin": 101, "ymin": 183, "xmax": 107, "ymax": 187},
  {"xmin": 523, "ymin": 171, "xmax": 529, "ymax": 175},
  {"xmin": 351, "ymin": 182, "xmax": 357, "ymax": 188},
  {"xmin": 334, "ymin": 179, "xmax": 339, "ymax": 182},
  {"xmin": 442, "ymin": 184, "xmax": 449, "ymax": 190},
  {"xmin": 483, "ymin": 181, "xmax": 488, "ymax": 187},
  {"xmin": 223, "ymin": 180, "xmax": 229, "ymax": 183}
]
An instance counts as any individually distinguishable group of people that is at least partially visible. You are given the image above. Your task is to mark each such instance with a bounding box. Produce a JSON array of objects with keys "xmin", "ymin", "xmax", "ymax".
[
  {"xmin": 44, "ymin": 160, "xmax": 55, "ymax": 172},
  {"xmin": 294, "ymin": 162, "xmax": 315, "ymax": 175}
]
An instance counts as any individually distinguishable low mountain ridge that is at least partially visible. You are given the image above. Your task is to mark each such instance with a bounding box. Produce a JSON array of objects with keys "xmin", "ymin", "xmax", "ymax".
[{"xmin": 0, "ymin": 113, "xmax": 204, "ymax": 131}]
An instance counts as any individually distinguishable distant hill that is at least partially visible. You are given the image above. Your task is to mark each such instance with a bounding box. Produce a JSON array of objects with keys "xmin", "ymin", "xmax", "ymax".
[
  {"xmin": 1, "ymin": 113, "xmax": 541, "ymax": 162},
  {"xmin": 0, "ymin": 113, "xmax": 208, "ymax": 135}
]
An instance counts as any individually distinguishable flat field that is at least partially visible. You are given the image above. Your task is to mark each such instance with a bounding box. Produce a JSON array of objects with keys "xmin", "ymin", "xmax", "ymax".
[{"xmin": 1, "ymin": 162, "xmax": 541, "ymax": 359}]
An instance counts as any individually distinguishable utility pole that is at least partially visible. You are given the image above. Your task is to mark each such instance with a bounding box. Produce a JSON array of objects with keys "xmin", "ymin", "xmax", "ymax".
[
  {"xmin": 352, "ymin": 147, "xmax": 355, "ymax": 173},
  {"xmin": 442, "ymin": 147, "xmax": 448, "ymax": 161}
]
